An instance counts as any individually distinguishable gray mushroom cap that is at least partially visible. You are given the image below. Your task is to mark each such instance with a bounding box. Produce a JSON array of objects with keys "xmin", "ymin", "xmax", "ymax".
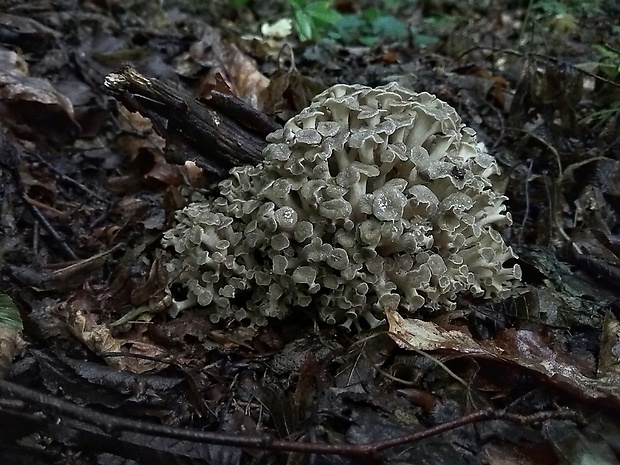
[{"xmin": 162, "ymin": 82, "xmax": 521, "ymax": 328}]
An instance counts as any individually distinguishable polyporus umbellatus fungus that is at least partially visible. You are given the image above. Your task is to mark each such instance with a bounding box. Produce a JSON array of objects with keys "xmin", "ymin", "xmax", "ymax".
[{"xmin": 163, "ymin": 82, "xmax": 522, "ymax": 329}]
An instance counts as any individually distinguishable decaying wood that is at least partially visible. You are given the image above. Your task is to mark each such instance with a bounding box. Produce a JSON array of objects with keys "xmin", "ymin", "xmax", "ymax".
[{"xmin": 103, "ymin": 66, "xmax": 281, "ymax": 178}]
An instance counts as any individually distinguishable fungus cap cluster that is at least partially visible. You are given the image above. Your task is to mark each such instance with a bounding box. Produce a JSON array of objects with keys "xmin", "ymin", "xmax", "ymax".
[{"xmin": 163, "ymin": 82, "xmax": 522, "ymax": 328}]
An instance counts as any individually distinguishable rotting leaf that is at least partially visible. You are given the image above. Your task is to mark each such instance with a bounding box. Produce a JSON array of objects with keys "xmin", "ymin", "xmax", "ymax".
[
  {"xmin": 0, "ymin": 48, "xmax": 80, "ymax": 143},
  {"xmin": 130, "ymin": 255, "xmax": 169, "ymax": 306},
  {"xmin": 183, "ymin": 25, "xmax": 270, "ymax": 111},
  {"xmin": 60, "ymin": 295, "xmax": 169, "ymax": 373},
  {"xmin": 0, "ymin": 13, "xmax": 61, "ymax": 52},
  {"xmin": 256, "ymin": 384, "xmax": 300, "ymax": 439},
  {"xmin": 26, "ymin": 298, "xmax": 72, "ymax": 342},
  {"xmin": 333, "ymin": 334, "xmax": 394, "ymax": 390},
  {"xmin": 260, "ymin": 44, "xmax": 325, "ymax": 118},
  {"xmin": 17, "ymin": 159, "xmax": 59, "ymax": 206},
  {"xmin": 34, "ymin": 349, "xmax": 130, "ymax": 408},
  {"xmin": 116, "ymin": 105, "xmax": 166, "ymax": 164},
  {"xmin": 386, "ymin": 309, "xmax": 620, "ymax": 409},
  {"xmin": 345, "ymin": 406, "xmax": 471, "ymax": 464},
  {"xmin": 515, "ymin": 246, "xmax": 609, "ymax": 328},
  {"xmin": 543, "ymin": 418, "xmax": 620, "ymax": 465},
  {"xmin": 59, "ymin": 354, "xmax": 184, "ymax": 402},
  {"xmin": 269, "ymin": 337, "xmax": 337, "ymax": 377},
  {"xmin": 293, "ymin": 351, "xmax": 319, "ymax": 420},
  {"xmin": 143, "ymin": 162, "xmax": 184, "ymax": 189},
  {"xmin": 594, "ymin": 158, "xmax": 620, "ymax": 194},
  {"xmin": 480, "ymin": 441, "xmax": 557, "ymax": 465},
  {"xmin": 387, "ymin": 310, "xmax": 484, "ymax": 354}
]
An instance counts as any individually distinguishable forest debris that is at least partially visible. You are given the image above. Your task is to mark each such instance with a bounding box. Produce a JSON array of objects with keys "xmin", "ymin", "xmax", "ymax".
[
  {"xmin": 103, "ymin": 66, "xmax": 274, "ymax": 178},
  {"xmin": 0, "ymin": 48, "xmax": 80, "ymax": 143},
  {"xmin": 63, "ymin": 304, "xmax": 168, "ymax": 373},
  {"xmin": 387, "ymin": 309, "xmax": 620, "ymax": 410},
  {"xmin": 185, "ymin": 24, "xmax": 271, "ymax": 110}
]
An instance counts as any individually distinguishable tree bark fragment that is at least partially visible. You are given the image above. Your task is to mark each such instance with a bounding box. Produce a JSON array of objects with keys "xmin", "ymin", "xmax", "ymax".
[{"xmin": 103, "ymin": 66, "xmax": 280, "ymax": 178}]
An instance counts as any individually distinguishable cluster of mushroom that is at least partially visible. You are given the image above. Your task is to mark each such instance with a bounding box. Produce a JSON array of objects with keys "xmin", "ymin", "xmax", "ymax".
[{"xmin": 162, "ymin": 82, "xmax": 521, "ymax": 328}]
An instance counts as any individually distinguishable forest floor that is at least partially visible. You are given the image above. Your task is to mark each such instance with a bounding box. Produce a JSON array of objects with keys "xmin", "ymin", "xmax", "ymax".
[{"xmin": 0, "ymin": 0, "xmax": 620, "ymax": 464}]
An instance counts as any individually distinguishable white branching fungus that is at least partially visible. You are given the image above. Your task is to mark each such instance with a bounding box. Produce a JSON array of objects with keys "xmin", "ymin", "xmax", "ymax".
[{"xmin": 163, "ymin": 83, "xmax": 522, "ymax": 328}]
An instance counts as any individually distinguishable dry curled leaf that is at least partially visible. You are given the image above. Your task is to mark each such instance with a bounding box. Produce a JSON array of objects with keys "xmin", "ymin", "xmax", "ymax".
[
  {"xmin": 186, "ymin": 25, "xmax": 270, "ymax": 110},
  {"xmin": 386, "ymin": 308, "xmax": 620, "ymax": 409},
  {"xmin": 0, "ymin": 49, "xmax": 80, "ymax": 143}
]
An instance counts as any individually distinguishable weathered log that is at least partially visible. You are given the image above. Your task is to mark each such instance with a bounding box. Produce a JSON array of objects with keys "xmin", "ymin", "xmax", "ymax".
[{"xmin": 103, "ymin": 66, "xmax": 280, "ymax": 178}]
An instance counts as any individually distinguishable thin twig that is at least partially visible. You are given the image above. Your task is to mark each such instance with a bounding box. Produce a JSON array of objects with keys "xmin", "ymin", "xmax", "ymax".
[
  {"xmin": 25, "ymin": 196, "xmax": 78, "ymax": 260},
  {"xmin": 0, "ymin": 378, "xmax": 583, "ymax": 458},
  {"xmin": 26, "ymin": 149, "xmax": 108, "ymax": 203}
]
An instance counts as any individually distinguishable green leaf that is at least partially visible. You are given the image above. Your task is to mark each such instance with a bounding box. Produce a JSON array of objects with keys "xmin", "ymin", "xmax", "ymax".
[
  {"xmin": 0, "ymin": 295, "xmax": 23, "ymax": 334},
  {"xmin": 331, "ymin": 14, "xmax": 365, "ymax": 43},
  {"xmin": 370, "ymin": 15, "xmax": 409, "ymax": 39},
  {"xmin": 359, "ymin": 35, "xmax": 380, "ymax": 46},
  {"xmin": 361, "ymin": 7, "xmax": 380, "ymax": 22},
  {"xmin": 593, "ymin": 44, "xmax": 619, "ymax": 61},
  {"xmin": 533, "ymin": 0, "xmax": 569, "ymax": 16},
  {"xmin": 413, "ymin": 32, "xmax": 439, "ymax": 48},
  {"xmin": 305, "ymin": 1, "xmax": 341, "ymax": 26},
  {"xmin": 294, "ymin": 9, "xmax": 314, "ymax": 41}
]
